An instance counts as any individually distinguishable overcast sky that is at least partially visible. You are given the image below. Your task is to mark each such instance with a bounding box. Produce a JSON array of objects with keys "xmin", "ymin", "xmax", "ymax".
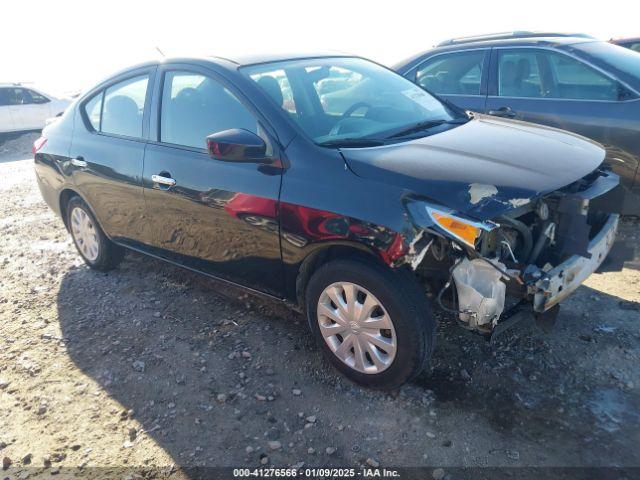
[{"xmin": 2, "ymin": 0, "xmax": 638, "ymax": 95}]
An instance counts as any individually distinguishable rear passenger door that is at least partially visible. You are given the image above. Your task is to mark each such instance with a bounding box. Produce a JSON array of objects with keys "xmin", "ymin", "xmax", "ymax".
[
  {"xmin": 140, "ymin": 65, "xmax": 284, "ymax": 295},
  {"xmin": 406, "ymin": 49, "xmax": 489, "ymax": 113},
  {"xmin": 69, "ymin": 68, "xmax": 155, "ymax": 244},
  {"xmin": 485, "ymin": 47, "xmax": 640, "ymax": 195}
]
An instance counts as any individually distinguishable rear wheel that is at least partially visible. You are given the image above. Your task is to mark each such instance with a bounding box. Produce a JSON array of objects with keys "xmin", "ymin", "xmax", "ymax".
[
  {"xmin": 66, "ymin": 196, "xmax": 124, "ymax": 271},
  {"xmin": 305, "ymin": 258, "xmax": 435, "ymax": 390}
]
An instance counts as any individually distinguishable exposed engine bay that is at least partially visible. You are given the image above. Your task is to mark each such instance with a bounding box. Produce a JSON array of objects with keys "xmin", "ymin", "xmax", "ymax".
[{"xmin": 409, "ymin": 167, "xmax": 621, "ymax": 335}]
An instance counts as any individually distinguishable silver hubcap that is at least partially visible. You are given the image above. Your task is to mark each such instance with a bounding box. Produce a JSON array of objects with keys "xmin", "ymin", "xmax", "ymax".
[
  {"xmin": 317, "ymin": 282, "xmax": 397, "ymax": 374},
  {"xmin": 70, "ymin": 207, "xmax": 99, "ymax": 262}
]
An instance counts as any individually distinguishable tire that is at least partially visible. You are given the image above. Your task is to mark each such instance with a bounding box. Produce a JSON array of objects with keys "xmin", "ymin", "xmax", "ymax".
[
  {"xmin": 305, "ymin": 258, "xmax": 435, "ymax": 390},
  {"xmin": 66, "ymin": 196, "xmax": 124, "ymax": 272}
]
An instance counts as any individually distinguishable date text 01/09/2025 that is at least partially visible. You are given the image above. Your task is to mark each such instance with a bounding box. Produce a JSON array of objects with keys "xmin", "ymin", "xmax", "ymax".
[{"xmin": 232, "ymin": 467, "xmax": 401, "ymax": 477}]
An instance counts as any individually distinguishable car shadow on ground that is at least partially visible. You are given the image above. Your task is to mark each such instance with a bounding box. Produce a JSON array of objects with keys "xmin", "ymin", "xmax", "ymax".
[
  {"xmin": 599, "ymin": 218, "xmax": 640, "ymax": 272},
  {"xmin": 55, "ymin": 244, "xmax": 640, "ymax": 471}
]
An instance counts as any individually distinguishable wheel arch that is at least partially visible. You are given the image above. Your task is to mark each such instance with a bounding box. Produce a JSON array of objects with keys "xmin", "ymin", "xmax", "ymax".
[
  {"xmin": 58, "ymin": 188, "xmax": 106, "ymax": 237},
  {"xmin": 294, "ymin": 241, "xmax": 414, "ymax": 308}
]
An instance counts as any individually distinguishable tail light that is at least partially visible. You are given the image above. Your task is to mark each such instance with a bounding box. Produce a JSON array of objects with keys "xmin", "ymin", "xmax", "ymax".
[{"xmin": 32, "ymin": 136, "xmax": 47, "ymax": 156}]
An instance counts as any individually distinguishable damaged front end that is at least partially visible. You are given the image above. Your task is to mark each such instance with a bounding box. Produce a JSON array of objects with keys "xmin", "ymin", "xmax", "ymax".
[{"xmin": 405, "ymin": 167, "xmax": 620, "ymax": 335}]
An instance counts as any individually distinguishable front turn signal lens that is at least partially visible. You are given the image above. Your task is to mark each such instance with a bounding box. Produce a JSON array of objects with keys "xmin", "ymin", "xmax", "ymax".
[{"xmin": 428, "ymin": 209, "xmax": 485, "ymax": 248}]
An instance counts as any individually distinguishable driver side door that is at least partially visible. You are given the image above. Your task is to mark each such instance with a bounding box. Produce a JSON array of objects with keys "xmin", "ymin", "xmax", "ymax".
[{"xmin": 141, "ymin": 65, "xmax": 285, "ymax": 295}]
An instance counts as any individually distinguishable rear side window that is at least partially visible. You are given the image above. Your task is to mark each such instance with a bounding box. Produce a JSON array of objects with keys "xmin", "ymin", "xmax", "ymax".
[
  {"xmin": 415, "ymin": 50, "xmax": 486, "ymax": 95},
  {"xmin": 160, "ymin": 71, "xmax": 257, "ymax": 149},
  {"xmin": 26, "ymin": 89, "xmax": 49, "ymax": 104},
  {"xmin": 83, "ymin": 93, "xmax": 102, "ymax": 130},
  {"xmin": 101, "ymin": 75, "xmax": 148, "ymax": 138}
]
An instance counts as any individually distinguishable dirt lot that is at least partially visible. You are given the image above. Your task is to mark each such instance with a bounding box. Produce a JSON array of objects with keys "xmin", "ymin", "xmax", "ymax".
[{"xmin": 1, "ymin": 133, "xmax": 640, "ymax": 478}]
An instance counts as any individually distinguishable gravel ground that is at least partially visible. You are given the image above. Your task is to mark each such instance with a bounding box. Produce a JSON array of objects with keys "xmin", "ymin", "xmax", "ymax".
[{"xmin": 1, "ymin": 134, "xmax": 639, "ymax": 478}]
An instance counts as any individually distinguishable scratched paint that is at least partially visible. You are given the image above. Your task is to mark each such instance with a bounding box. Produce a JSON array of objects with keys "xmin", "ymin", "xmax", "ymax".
[{"xmin": 468, "ymin": 183, "xmax": 498, "ymax": 204}]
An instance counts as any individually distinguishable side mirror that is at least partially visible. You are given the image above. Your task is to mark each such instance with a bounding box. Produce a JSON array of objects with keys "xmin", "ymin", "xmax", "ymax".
[{"xmin": 206, "ymin": 129, "xmax": 269, "ymax": 163}]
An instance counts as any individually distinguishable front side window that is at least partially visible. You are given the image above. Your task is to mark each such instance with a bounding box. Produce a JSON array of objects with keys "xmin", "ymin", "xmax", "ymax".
[
  {"xmin": 498, "ymin": 48, "xmax": 632, "ymax": 101},
  {"xmin": 244, "ymin": 57, "xmax": 459, "ymax": 145},
  {"xmin": 249, "ymin": 68, "xmax": 297, "ymax": 115},
  {"xmin": 545, "ymin": 51, "xmax": 621, "ymax": 100},
  {"xmin": 160, "ymin": 71, "xmax": 258, "ymax": 149},
  {"xmin": 415, "ymin": 50, "xmax": 486, "ymax": 95},
  {"xmin": 497, "ymin": 50, "xmax": 544, "ymax": 98},
  {"xmin": 101, "ymin": 75, "xmax": 148, "ymax": 138}
]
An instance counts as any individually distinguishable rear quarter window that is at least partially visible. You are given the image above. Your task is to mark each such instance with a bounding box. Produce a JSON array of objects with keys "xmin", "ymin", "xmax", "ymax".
[{"xmin": 83, "ymin": 93, "xmax": 103, "ymax": 130}]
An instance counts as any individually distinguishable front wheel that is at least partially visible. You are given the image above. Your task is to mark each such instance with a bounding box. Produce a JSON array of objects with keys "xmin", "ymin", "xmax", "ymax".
[
  {"xmin": 305, "ymin": 258, "xmax": 435, "ymax": 390},
  {"xmin": 66, "ymin": 196, "xmax": 124, "ymax": 271}
]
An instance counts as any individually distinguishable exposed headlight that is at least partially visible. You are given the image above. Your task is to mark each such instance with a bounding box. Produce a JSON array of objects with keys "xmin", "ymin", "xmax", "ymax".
[{"xmin": 407, "ymin": 201, "xmax": 496, "ymax": 249}]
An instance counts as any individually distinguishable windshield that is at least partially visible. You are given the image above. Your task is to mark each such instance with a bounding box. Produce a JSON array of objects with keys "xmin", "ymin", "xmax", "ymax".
[
  {"xmin": 242, "ymin": 57, "xmax": 461, "ymax": 145},
  {"xmin": 572, "ymin": 41, "xmax": 640, "ymax": 91}
]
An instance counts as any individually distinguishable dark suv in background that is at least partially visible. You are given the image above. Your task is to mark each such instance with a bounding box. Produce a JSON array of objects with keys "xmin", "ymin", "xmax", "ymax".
[
  {"xmin": 611, "ymin": 37, "xmax": 640, "ymax": 53},
  {"xmin": 395, "ymin": 32, "xmax": 640, "ymax": 214}
]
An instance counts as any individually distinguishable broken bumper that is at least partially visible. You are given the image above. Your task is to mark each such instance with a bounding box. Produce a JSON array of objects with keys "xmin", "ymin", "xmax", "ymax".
[{"xmin": 532, "ymin": 213, "xmax": 619, "ymax": 312}]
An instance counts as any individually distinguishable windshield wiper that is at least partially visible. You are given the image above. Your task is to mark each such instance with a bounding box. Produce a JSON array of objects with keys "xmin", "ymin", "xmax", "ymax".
[
  {"xmin": 387, "ymin": 118, "xmax": 468, "ymax": 139},
  {"xmin": 318, "ymin": 138, "xmax": 386, "ymax": 148}
]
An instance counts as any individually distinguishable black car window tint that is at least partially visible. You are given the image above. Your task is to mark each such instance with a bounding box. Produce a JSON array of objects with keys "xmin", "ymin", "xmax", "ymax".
[
  {"xmin": 249, "ymin": 69, "xmax": 297, "ymax": 116},
  {"xmin": 101, "ymin": 75, "xmax": 148, "ymax": 138},
  {"xmin": 545, "ymin": 51, "xmax": 621, "ymax": 101},
  {"xmin": 497, "ymin": 50, "xmax": 544, "ymax": 98},
  {"xmin": 83, "ymin": 92, "xmax": 103, "ymax": 131},
  {"xmin": 416, "ymin": 51, "xmax": 486, "ymax": 95},
  {"xmin": 160, "ymin": 71, "xmax": 258, "ymax": 149}
]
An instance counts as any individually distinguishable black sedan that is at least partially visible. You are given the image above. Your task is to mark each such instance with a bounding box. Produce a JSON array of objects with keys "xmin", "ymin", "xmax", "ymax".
[
  {"xmin": 395, "ymin": 33, "xmax": 640, "ymax": 214},
  {"xmin": 35, "ymin": 52, "xmax": 620, "ymax": 389}
]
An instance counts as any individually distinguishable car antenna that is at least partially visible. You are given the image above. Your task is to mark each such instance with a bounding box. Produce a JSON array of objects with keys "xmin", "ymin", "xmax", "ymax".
[{"xmin": 155, "ymin": 46, "xmax": 166, "ymax": 58}]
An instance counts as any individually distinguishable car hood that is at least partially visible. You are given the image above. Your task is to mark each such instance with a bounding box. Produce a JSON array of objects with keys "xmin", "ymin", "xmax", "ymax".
[{"xmin": 341, "ymin": 114, "xmax": 606, "ymax": 220}]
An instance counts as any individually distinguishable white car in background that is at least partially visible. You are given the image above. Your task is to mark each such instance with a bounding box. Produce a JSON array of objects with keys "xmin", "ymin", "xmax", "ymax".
[{"xmin": 0, "ymin": 84, "xmax": 71, "ymax": 133}]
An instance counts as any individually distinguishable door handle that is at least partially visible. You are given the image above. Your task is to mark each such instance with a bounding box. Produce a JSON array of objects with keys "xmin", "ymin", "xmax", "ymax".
[
  {"xmin": 151, "ymin": 174, "xmax": 176, "ymax": 187},
  {"xmin": 70, "ymin": 156, "xmax": 87, "ymax": 167},
  {"xmin": 488, "ymin": 107, "xmax": 517, "ymax": 118}
]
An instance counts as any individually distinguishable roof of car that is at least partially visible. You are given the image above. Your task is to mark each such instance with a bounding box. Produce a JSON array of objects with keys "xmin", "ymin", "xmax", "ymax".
[
  {"xmin": 435, "ymin": 31, "xmax": 594, "ymax": 47},
  {"xmin": 139, "ymin": 51, "xmax": 354, "ymax": 69},
  {"xmin": 394, "ymin": 35, "xmax": 601, "ymax": 71},
  {"xmin": 111, "ymin": 51, "xmax": 357, "ymax": 76},
  {"xmin": 207, "ymin": 50, "xmax": 353, "ymax": 66}
]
